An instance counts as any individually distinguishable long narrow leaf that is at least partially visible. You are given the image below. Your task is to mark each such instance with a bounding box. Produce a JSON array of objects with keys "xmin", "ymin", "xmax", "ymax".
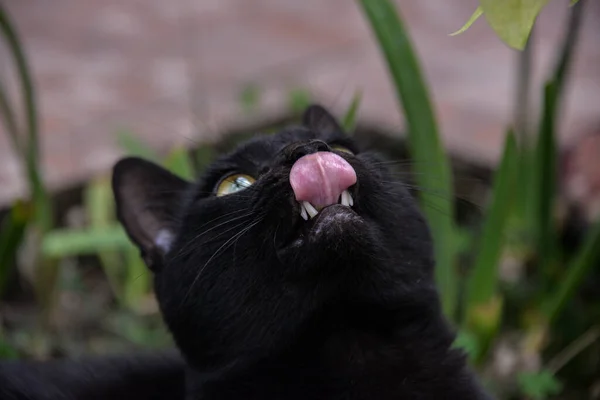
[
  {"xmin": 195, "ymin": 145, "xmax": 214, "ymax": 174},
  {"xmin": 0, "ymin": 79, "xmax": 21, "ymax": 154},
  {"xmin": 84, "ymin": 176, "xmax": 124, "ymax": 302},
  {"xmin": 341, "ymin": 90, "xmax": 362, "ymax": 133},
  {"xmin": 123, "ymin": 244, "xmax": 152, "ymax": 312},
  {"xmin": 0, "ymin": 201, "xmax": 31, "ymax": 293},
  {"xmin": 463, "ymin": 132, "xmax": 518, "ymax": 361},
  {"xmin": 358, "ymin": 0, "xmax": 457, "ymax": 318},
  {"xmin": 543, "ymin": 219, "xmax": 600, "ymax": 324},
  {"xmin": 534, "ymin": 82, "xmax": 558, "ymax": 287},
  {"xmin": 0, "ymin": 5, "xmax": 52, "ymax": 232},
  {"xmin": 533, "ymin": 0, "xmax": 583, "ymax": 289},
  {"xmin": 42, "ymin": 226, "xmax": 130, "ymax": 258},
  {"xmin": 164, "ymin": 146, "xmax": 194, "ymax": 180},
  {"xmin": 116, "ymin": 129, "xmax": 160, "ymax": 162},
  {"xmin": 466, "ymin": 131, "xmax": 518, "ymax": 306}
]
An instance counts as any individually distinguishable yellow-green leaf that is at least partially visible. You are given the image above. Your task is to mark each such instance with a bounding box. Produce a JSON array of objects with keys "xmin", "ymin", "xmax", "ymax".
[
  {"xmin": 479, "ymin": 0, "xmax": 549, "ymax": 50},
  {"xmin": 450, "ymin": 7, "xmax": 483, "ymax": 36}
]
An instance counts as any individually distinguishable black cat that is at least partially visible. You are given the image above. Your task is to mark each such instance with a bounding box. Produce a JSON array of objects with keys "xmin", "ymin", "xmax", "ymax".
[{"xmin": 0, "ymin": 105, "xmax": 491, "ymax": 399}]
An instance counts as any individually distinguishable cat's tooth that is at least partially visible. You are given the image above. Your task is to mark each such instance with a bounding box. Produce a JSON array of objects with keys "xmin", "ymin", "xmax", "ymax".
[
  {"xmin": 340, "ymin": 190, "xmax": 350, "ymax": 207},
  {"xmin": 299, "ymin": 203, "xmax": 309, "ymax": 221},
  {"xmin": 348, "ymin": 192, "xmax": 354, "ymax": 207},
  {"xmin": 303, "ymin": 201, "xmax": 319, "ymax": 219}
]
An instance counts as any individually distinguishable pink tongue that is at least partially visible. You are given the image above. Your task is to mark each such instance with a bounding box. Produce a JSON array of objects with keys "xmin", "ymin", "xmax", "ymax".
[{"xmin": 289, "ymin": 151, "xmax": 357, "ymax": 209}]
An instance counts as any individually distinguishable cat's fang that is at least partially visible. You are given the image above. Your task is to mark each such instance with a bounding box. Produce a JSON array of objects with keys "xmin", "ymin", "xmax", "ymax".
[
  {"xmin": 300, "ymin": 204, "xmax": 309, "ymax": 221},
  {"xmin": 340, "ymin": 190, "xmax": 350, "ymax": 207},
  {"xmin": 303, "ymin": 201, "xmax": 319, "ymax": 219},
  {"xmin": 340, "ymin": 190, "xmax": 353, "ymax": 207}
]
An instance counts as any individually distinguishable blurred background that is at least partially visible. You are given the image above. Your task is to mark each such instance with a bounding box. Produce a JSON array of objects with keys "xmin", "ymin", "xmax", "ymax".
[{"xmin": 1, "ymin": 1, "xmax": 599, "ymax": 399}]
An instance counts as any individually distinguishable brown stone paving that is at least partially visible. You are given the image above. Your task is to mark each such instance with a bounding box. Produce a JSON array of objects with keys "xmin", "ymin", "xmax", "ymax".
[{"xmin": 1, "ymin": 0, "xmax": 599, "ymax": 206}]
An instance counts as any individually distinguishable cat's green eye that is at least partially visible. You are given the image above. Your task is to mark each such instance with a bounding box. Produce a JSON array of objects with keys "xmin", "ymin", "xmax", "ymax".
[
  {"xmin": 216, "ymin": 174, "xmax": 256, "ymax": 197},
  {"xmin": 331, "ymin": 145, "xmax": 354, "ymax": 155}
]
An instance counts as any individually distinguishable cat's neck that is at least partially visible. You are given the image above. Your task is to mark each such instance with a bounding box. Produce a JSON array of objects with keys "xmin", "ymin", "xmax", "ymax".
[{"xmin": 183, "ymin": 316, "xmax": 488, "ymax": 400}]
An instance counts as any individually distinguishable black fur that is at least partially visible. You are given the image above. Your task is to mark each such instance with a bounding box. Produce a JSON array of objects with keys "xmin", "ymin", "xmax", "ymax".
[
  {"xmin": 0, "ymin": 352, "xmax": 185, "ymax": 400},
  {"xmin": 0, "ymin": 105, "xmax": 492, "ymax": 399}
]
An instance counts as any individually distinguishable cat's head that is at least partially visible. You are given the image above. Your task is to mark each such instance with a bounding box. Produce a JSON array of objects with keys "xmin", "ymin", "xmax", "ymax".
[{"xmin": 112, "ymin": 105, "xmax": 438, "ymax": 371}]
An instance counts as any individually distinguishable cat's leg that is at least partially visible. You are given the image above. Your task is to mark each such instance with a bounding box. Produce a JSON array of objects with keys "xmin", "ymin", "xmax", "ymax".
[{"xmin": 0, "ymin": 351, "xmax": 186, "ymax": 400}]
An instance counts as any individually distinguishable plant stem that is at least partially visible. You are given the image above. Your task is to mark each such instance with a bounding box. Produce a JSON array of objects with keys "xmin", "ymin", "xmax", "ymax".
[
  {"xmin": 514, "ymin": 27, "xmax": 534, "ymax": 148},
  {"xmin": 553, "ymin": 0, "xmax": 585, "ymax": 102},
  {"xmin": 547, "ymin": 325, "xmax": 600, "ymax": 374}
]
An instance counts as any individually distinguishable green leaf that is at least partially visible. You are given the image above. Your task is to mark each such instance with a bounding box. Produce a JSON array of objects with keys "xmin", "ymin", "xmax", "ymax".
[
  {"xmin": 466, "ymin": 131, "xmax": 517, "ymax": 306},
  {"xmin": 463, "ymin": 132, "xmax": 517, "ymax": 360},
  {"xmin": 0, "ymin": 79, "xmax": 21, "ymax": 154},
  {"xmin": 164, "ymin": 146, "xmax": 194, "ymax": 180},
  {"xmin": 42, "ymin": 226, "xmax": 131, "ymax": 258},
  {"xmin": 517, "ymin": 370, "xmax": 562, "ymax": 399},
  {"xmin": 453, "ymin": 330, "xmax": 481, "ymax": 362},
  {"xmin": 239, "ymin": 83, "xmax": 262, "ymax": 114},
  {"xmin": 479, "ymin": 0, "xmax": 549, "ymax": 50},
  {"xmin": 123, "ymin": 243, "xmax": 151, "ymax": 312},
  {"xmin": 287, "ymin": 88, "xmax": 312, "ymax": 115},
  {"xmin": 341, "ymin": 90, "xmax": 362, "ymax": 133},
  {"xmin": 0, "ymin": 5, "xmax": 52, "ymax": 233},
  {"xmin": 358, "ymin": 0, "xmax": 457, "ymax": 319},
  {"xmin": 533, "ymin": 82, "xmax": 558, "ymax": 288},
  {"xmin": 543, "ymin": 218, "xmax": 600, "ymax": 324},
  {"xmin": 116, "ymin": 129, "xmax": 160, "ymax": 162},
  {"xmin": 450, "ymin": 7, "xmax": 483, "ymax": 36},
  {"xmin": 0, "ymin": 337, "xmax": 19, "ymax": 360},
  {"xmin": 195, "ymin": 145, "xmax": 215, "ymax": 174},
  {"xmin": 84, "ymin": 176, "xmax": 124, "ymax": 302},
  {"xmin": 0, "ymin": 201, "xmax": 31, "ymax": 294}
]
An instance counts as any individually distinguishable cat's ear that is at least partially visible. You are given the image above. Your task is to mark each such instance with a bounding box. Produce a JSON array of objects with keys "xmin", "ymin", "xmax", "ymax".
[
  {"xmin": 302, "ymin": 104, "xmax": 343, "ymax": 135},
  {"xmin": 112, "ymin": 157, "xmax": 190, "ymax": 271}
]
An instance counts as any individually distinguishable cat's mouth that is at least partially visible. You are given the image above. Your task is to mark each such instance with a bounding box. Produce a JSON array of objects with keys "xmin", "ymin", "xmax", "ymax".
[
  {"xmin": 297, "ymin": 189, "xmax": 354, "ymax": 220},
  {"xmin": 277, "ymin": 149, "xmax": 365, "ymax": 254}
]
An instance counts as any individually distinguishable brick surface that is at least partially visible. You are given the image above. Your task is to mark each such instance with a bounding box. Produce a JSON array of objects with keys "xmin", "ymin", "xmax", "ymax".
[{"xmin": 1, "ymin": 0, "xmax": 599, "ymax": 205}]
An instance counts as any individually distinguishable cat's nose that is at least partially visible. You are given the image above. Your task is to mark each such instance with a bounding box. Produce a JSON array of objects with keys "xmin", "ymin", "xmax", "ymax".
[
  {"xmin": 288, "ymin": 139, "xmax": 330, "ymax": 162},
  {"xmin": 289, "ymin": 151, "xmax": 357, "ymax": 210}
]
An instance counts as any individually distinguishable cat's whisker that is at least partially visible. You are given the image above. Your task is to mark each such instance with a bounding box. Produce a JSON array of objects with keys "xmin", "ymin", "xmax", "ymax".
[
  {"xmin": 173, "ymin": 211, "xmax": 257, "ymax": 259},
  {"xmin": 176, "ymin": 217, "xmax": 256, "ymax": 260},
  {"xmin": 181, "ymin": 216, "xmax": 265, "ymax": 306},
  {"xmin": 375, "ymin": 180, "xmax": 483, "ymax": 211}
]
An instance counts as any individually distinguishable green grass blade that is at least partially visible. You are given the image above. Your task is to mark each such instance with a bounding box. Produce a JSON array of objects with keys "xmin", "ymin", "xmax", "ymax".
[
  {"xmin": 194, "ymin": 145, "xmax": 215, "ymax": 174},
  {"xmin": 42, "ymin": 226, "xmax": 130, "ymax": 258},
  {"xmin": 287, "ymin": 88, "xmax": 313, "ymax": 115},
  {"xmin": 0, "ymin": 5, "xmax": 52, "ymax": 232},
  {"xmin": 116, "ymin": 129, "xmax": 160, "ymax": 162},
  {"xmin": 463, "ymin": 131, "xmax": 517, "ymax": 360},
  {"xmin": 341, "ymin": 90, "xmax": 362, "ymax": 133},
  {"xmin": 543, "ymin": 219, "xmax": 600, "ymax": 324},
  {"xmin": 534, "ymin": 82, "xmax": 558, "ymax": 288},
  {"xmin": 84, "ymin": 176, "xmax": 124, "ymax": 302},
  {"xmin": 123, "ymin": 244, "xmax": 151, "ymax": 312},
  {"xmin": 358, "ymin": 0, "xmax": 457, "ymax": 318},
  {"xmin": 0, "ymin": 201, "xmax": 31, "ymax": 294},
  {"xmin": 0, "ymin": 79, "xmax": 22, "ymax": 154},
  {"xmin": 533, "ymin": 1, "xmax": 582, "ymax": 289},
  {"xmin": 466, "ymin": 131, "xmax": 518, "ymax": 306},
  {"xmin": 164, "ymin": 146, "xmax": 194, "ymax": 180}
]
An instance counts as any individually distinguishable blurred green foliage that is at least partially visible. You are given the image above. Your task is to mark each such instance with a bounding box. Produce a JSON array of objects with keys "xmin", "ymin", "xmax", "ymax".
[
  {"xmin": 453, "ymin": 0, "xmax": 579, "ymax": 50},
  {"xmin": 0, "ymin": 1, "xmax": 598, "ymax": 398},
  {"xmin": 360, "ymin": 0, "xmax": 597, "ymax": 398}
]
